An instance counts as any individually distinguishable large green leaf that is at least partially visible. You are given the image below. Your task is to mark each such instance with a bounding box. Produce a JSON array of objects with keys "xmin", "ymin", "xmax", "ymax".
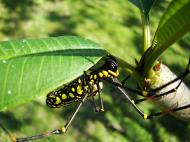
[
  {"xmin": 144, "ymin": 0, "xmax": 190, "ymax": 73},
  {"xmin": 129, "ymin": 0, "xmax": 156, "ymax": 16},
  {"xmin": 0, "ymin": 36, "xmax": 106, "ymax": 111}
]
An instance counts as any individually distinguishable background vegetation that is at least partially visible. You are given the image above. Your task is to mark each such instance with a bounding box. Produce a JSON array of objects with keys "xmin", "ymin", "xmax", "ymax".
[{"xmin": 0, "ymin": 0, "xmax": 190, "ymax": 142}]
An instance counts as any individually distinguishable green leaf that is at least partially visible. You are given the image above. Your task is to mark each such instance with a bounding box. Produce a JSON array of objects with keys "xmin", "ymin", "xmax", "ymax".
[
  {"xmin": 0, "ymin": 36, "xmax": 106, "ymax": 111},
  {"xmin": 143, "ymin": 0, "xmax": 190, "ymax": 74},
  {"xmin": 129, "ymin": 0, "xmax": 156, "ymax": 16}
]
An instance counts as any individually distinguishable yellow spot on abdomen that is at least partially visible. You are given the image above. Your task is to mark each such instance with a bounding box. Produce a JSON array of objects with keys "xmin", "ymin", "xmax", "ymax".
[
  {"xmin": 102, "ymin": 70, "xmax": 108, "ymax": 77},
  {"xmin": 93, "ymin": 85, "xmax": 97, "ymax": 91},
  {"xmin": 89, "ymin": 80, "xmax": 94, "ymax": 85},
  {"xmin": 62, "ymin": 94, "xmax": 67, "ymax": 100},
  {"xmin": 84, "ymin": 85, "xmax": 89, "ymax": 91},
  {"xmin": 90, "ymin": 75, "xmax": 93, "ymax": 79},
  {"xmin": 69, "ymin": 93, "xmax": 75, "ymax": 98},
  {"xmin": 72, "ymin": 88, "xmax": 75, "ymax": 92},
  {"xmin": 94, "ymin": 74, "xmax": 97, "ymax": 79},
  {"xmin": 76, "ymin": 96, "xmax": 82, "ymax": 98},
  {"xmin": 77, "ymin": 86, "xmax": 83, "ymax": 95},
  {"xmin": 55, "ymin": 97, "xmax": 61, "ymax": 104},
  {"xmin": 78, "ymin": 79, "xmax": 81, "ymax": 83},
  {"xmin": 98, "ymin": 72, "xmax": 103, "ymax": 78}
]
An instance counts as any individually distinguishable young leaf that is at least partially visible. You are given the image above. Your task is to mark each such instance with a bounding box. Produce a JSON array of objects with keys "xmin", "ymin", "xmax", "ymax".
[
  {"xmin": 129, "ymin": 0, "xmax": 156, "ymax": 16},
  {"xmin": 0, "ymin": 36, "xmax": 106, "ymax": 111},
  {"xmin": 144, "ymin": 0, "xmax": 190, "ymax": 73}
]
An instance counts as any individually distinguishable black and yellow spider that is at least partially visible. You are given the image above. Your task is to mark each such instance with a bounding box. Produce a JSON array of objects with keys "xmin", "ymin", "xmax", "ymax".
[{"xmin": 1, "ymin": 55, "xmax": 190, "ymax": 142}]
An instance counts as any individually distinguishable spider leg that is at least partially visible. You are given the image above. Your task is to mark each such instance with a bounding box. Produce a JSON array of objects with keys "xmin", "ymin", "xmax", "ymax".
[
  {"xmin": 109, "ymin": 78, "xmax": 190, "ymax": 120},
  {"xmin": 96, "ymin": 80, "xmax": 104, "ymax": 112},
  {"xmin": 92, "ymin": 95, "xmax": 99, "ymax": 112},
  {"xmin": 16, "ymin": 93, "xmax": 89, "ymax": 142},
  {"xmin": 121, "ymin": 75, "xmax": 130, "ymax": 85},
  {"xmin": 135, "ymin": 58, "xmax": 190, "ymax": 103},
  {"xmin": 0, "ymin": 120, "xmax": 17, "ymax": 142},
  {"xmin": 146, "ymin": 103, "xmax": 190, "ymax": 119}
]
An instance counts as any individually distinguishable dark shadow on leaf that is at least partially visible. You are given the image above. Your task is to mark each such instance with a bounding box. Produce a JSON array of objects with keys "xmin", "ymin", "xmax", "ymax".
[
  {"xmin": 8, "ymin": 49, "xmax": 106, "ymax": 66},
  {"xmin": 0, "ymin": 112, "xmax": 22, "ymax": 131}
]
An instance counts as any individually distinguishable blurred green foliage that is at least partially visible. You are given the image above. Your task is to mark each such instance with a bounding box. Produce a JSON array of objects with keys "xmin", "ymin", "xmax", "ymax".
[{"xmin": 0, "ymin": 0, "xmax": 190, "ymax": 142}]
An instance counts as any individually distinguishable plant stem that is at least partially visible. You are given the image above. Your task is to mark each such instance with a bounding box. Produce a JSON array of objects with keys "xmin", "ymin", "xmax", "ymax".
[{"xmin": 141, "ymin": 12, "xmax": 151, "ymax": 52}]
